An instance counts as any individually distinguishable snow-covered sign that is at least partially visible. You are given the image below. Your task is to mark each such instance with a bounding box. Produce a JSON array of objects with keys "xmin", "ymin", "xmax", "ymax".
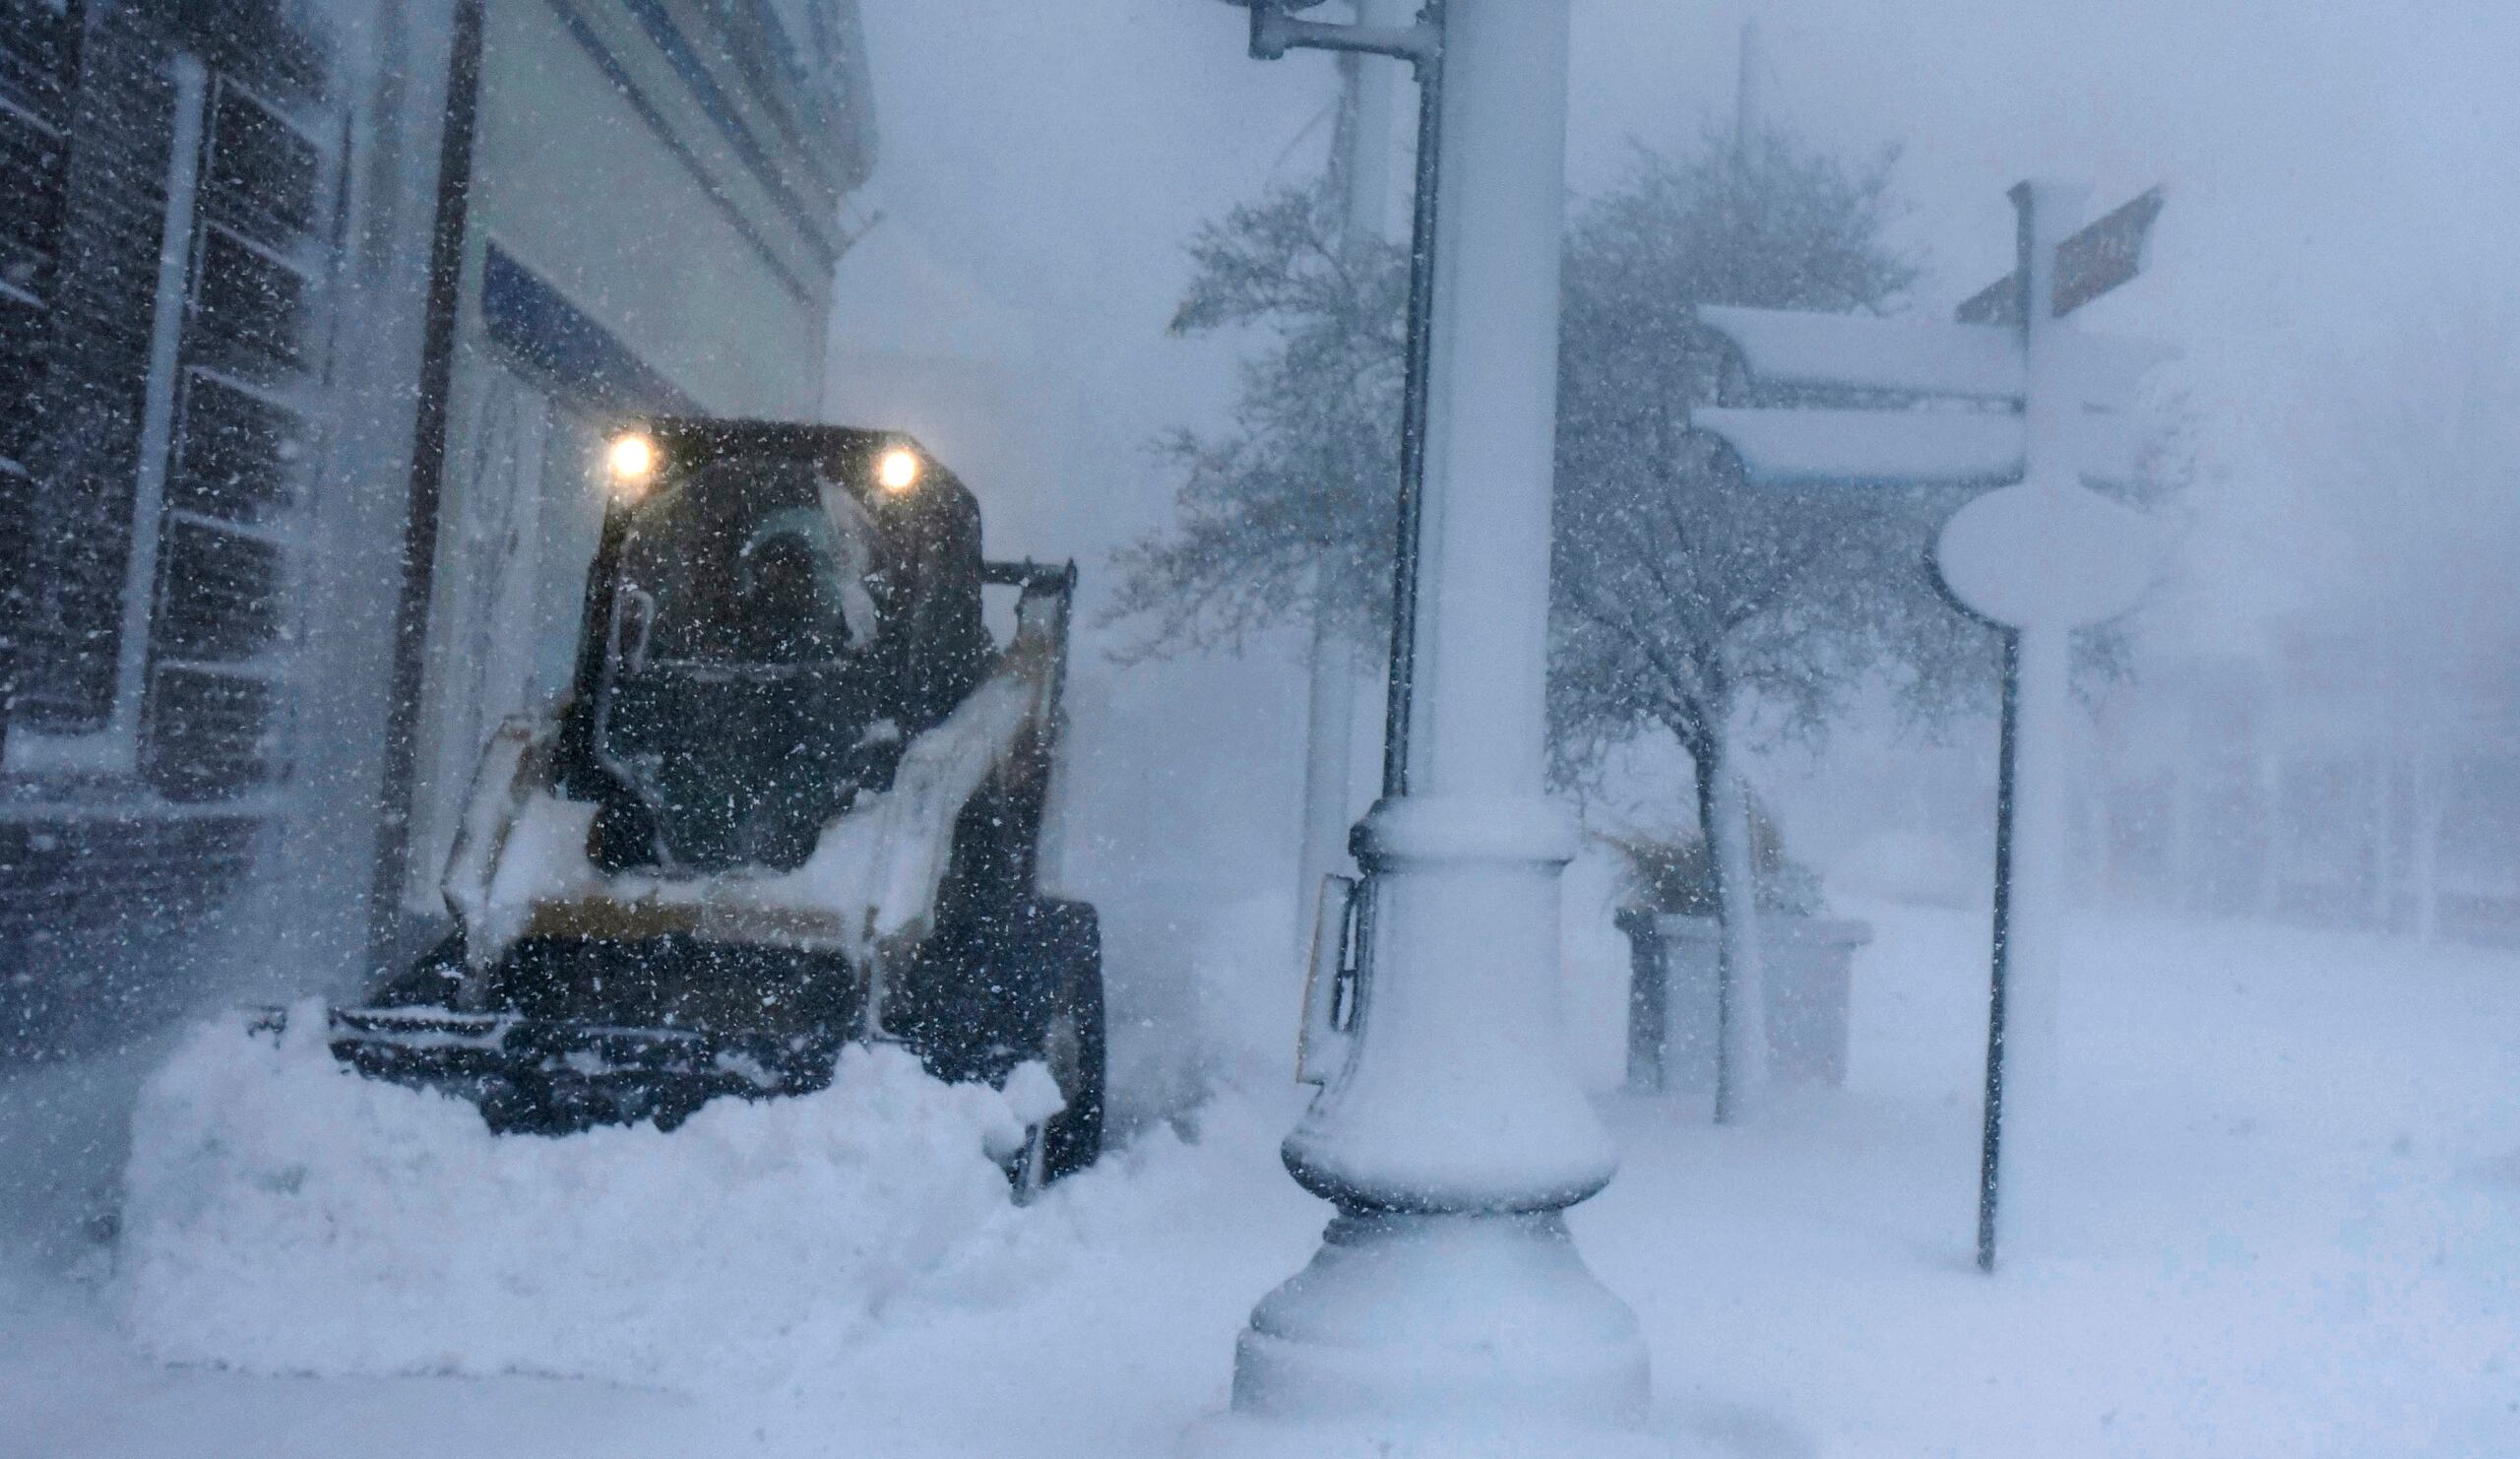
[
  {"xmin": 1933, "ymin": 477, "xmax": 2159, "ymax": 630},
  {"xmin": 1693, "ymin": 181, "xmax": 2171, "ymax": 1276},
  {"xmin": 1690, "ymin": 405, "xmax": 2144, "ymax": 489},
  {"xmin": 1689, "ymin": 183, "xmax": 2171, "ymax": 620},
  {"xmin": 1957, "ymin": 185, "xmax": 2165, "ymax": 324},
  {"xmin": 1700, "ymin": 305, "xmax": 2022, "ymax": 400},
  {"xmin": 1693, "ymin": 306, "xmax": 2168, "ymax": 488}
]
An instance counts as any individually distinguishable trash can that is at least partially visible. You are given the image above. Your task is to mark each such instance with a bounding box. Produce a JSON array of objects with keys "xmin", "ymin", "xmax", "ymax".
[{"xmin": 1619, "ymin": 911, "xmax": 1871, "ymax": 1096}]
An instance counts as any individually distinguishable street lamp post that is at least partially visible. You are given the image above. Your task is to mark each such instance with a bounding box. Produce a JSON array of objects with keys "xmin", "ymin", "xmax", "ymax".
[{"xmin": 1196, "ymin": 3, "xmax": 1656, "ymax": 1453}]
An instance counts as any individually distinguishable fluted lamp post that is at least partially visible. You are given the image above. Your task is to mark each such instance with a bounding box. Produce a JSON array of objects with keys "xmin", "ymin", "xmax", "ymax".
[{"xmin": 1189, "ymin": 3, "xmax": 1659, "ymax": 1455}]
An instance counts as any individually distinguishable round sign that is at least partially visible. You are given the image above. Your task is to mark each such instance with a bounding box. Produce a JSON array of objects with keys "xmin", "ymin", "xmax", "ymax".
[{"xmin": 1932, "ymin": 477, "xmax": 2162, "ymax": 629}]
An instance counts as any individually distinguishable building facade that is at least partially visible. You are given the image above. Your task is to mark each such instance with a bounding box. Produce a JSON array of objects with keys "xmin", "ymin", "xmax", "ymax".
[
  {"xmin": 2079, "ymin": 628, "xmax": 2520, "ymax": 944},
  {"xmin": 0, "ymin": 0, "xmax": 873, "ymax": 1057}
]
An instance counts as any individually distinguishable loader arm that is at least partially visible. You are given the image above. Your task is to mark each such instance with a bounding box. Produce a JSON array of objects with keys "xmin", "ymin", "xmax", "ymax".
[{"xmin": 440, "ymin": 716, "xmax": 559, "ymax": 980}]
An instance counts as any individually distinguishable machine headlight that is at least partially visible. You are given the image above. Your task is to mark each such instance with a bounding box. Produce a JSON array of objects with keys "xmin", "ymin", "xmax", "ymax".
[
  {"xmin": 875, "ymin": 446, "xmax": 921, "ymax": 493},
  {"xmin": 606, "ymin": 432, "xmax": 660, "ymax": 495}
]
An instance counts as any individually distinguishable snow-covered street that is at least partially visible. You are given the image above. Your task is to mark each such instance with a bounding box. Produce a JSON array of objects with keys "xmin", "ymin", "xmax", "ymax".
[
  {"xmin": 8, "ymin": 903, "xmax": 2512, "ymax": 1458},
  {"xmin": 7, "ymin": 3, "xmax": 2520, "ymax": 1456}
]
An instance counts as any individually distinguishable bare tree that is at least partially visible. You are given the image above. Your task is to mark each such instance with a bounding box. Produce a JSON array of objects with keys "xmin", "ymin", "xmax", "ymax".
[
  {"xmin": 1105, "ymin": 178, "xmax": 1404, "ymax": 662},
  {"xmin": 1548, "ymin": 132, "xmax": 1994, "ymax": 1113}
]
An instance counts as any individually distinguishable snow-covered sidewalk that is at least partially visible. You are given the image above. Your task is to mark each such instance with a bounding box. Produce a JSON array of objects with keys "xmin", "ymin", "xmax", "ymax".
[
  {"xmin": 1586, "ymin": 909, "xmax": 2519, "ymax": 1457},
  {"xmin": 5, "ymin": 906, "xmax": 2514, "ymax": 1457}
]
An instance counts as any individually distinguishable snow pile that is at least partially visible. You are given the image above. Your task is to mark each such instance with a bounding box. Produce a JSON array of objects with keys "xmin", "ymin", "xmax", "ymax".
[
  {"xmin": 119, "ymin": 1004, "xmax": 1059, "ymax": 1390},
  {"xmin": 27, "ymin": 909, "xmax": 2514, "ymax": 1457}
]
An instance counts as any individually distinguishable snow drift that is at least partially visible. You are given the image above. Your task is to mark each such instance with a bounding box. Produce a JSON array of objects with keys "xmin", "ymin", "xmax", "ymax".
[{"xmin": 120, "ymin": 1003, "xmax": 1064, "ymax": 1390}]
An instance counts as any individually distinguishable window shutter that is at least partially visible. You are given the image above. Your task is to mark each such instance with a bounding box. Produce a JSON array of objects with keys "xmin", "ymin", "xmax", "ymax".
[
  {"xmin": 0, "ymin": 0, "xmax": 82, "ymax": 742},
  {"xmin": 140, "ymin": 45, "xmax": 337, "ymax": 798}
]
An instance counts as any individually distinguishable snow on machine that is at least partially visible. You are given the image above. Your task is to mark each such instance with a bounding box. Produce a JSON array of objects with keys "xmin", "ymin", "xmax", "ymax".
[{"xmin": 325, "ymin": 420, "xmax": 1102, "ymax": 1183}]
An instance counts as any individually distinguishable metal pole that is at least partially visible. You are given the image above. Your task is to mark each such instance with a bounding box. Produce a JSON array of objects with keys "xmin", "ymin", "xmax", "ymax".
[
  {"xmin": 1378, "ymin": 0, "xmax": 1443, "ymax": 798},
  {"xmin": 1292, "ymin": 5, "xmax": 1402, "ymax": 967},
  {"xmin": 1969, "ymin": 179, "xmax": 2090, "ymax": 1270},
  {"xmin": 1732, "ymin": 14, "xmax": 1762, "ymax": 164},
  {"xmin": 1973, "ymin": 182, "xmax": 2039, "ymax": 1275},
  {"xmin": 1197, "ymin": 1, "xmax": 1653, "ymax": 1448},
  {"xmin": 1975, "ymin": 628, "xmax": 2019, "ymax": 1272},
  {"xmin": 1295, "ymin": 602, "xmax": 1359, "ymax": 951}
]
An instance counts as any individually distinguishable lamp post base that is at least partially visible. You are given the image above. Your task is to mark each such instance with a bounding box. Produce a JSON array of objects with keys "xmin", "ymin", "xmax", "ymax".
[
  {"xmin": 1185, "ymin": 1413, "xmax": 1668, "ymax": 1459},
  {"xmin": 1182, "ymin": 1209, "xmax": 1657, "ymax": 1458}
]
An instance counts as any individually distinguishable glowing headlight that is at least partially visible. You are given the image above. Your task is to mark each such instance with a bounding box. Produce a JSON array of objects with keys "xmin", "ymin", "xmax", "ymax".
[
  {"xmin": 606, "ymin": 432, "xmax": 659, "ymax": 494},
  {"xmin": 875, "ymin": 447, "xmax": 921, "ymax": 493}
]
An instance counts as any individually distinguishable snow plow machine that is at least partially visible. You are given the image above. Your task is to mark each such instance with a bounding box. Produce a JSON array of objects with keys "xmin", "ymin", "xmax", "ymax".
[{"xmin": 328, "ymin": 420, "xmax": 1102, "ymax": 1185}]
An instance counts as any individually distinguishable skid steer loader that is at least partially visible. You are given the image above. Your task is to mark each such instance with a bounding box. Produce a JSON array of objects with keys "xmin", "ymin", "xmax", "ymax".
[{"xmin": 325, "ymin": 420, "xmax": 1102, "ymax": 1183}]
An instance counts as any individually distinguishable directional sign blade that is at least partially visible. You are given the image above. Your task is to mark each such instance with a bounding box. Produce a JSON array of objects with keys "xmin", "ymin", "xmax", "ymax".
[
  {"xmin": 1954, "ymin": 272, "xmax": 2022, "ymax": 329},
  {"xmin": 1934, "ymin": 482, "xmax": 2163, "ymax": 629},
  {"xmin": 1693, "ymin": 407, "xmax": 2023, "ymax": 487},
  {"xmin": 2054, "ymin": 187, "xmax": 2166, "ymax": 316},
  {"xmin": 1957, "ymin": 186, "xmax": 2165, "ymax": 326},
  {"xmin": 1698, "ymin": 305, "xmax": 2022, "ymax": 402}
]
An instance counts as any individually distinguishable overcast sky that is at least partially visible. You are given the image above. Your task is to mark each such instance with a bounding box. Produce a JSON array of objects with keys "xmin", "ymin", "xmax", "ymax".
[
  {"xmin": 840, "ymin": 2, "xmax": 2520, "ymax": 320},
  {"xmin": 837, "ymin": 0, "xmax": 2520, "ymax": 500},
  {"xmin": 822, "ymin": 1, "xmax": 2520, "ymax": 869}
]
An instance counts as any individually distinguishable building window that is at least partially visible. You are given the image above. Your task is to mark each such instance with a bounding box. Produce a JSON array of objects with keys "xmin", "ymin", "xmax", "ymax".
[
  {"xmin": 6, "ymin": 44, "xmax": 338, "ymax": 795},
  {"xmin": 140, "ymin": 73, "xmax": 331, "ymax": 797},
  {"xmin": 3, "ymin": 49, "xmax": 211, "ymax": 777},
  {"xmin": 0, "ymin": 0, "xmax": 84, "ymax": 760}
]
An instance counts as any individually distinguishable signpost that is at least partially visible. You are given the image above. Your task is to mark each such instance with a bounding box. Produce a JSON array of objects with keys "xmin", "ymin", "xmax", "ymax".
[
  {"xmin": 1958, "ymin": 186, "xmax": 2165, "ymax": 325},
  {"xmin": 1692, "ymin": 180, "xmax": 2169, "ymax": 1273}
]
